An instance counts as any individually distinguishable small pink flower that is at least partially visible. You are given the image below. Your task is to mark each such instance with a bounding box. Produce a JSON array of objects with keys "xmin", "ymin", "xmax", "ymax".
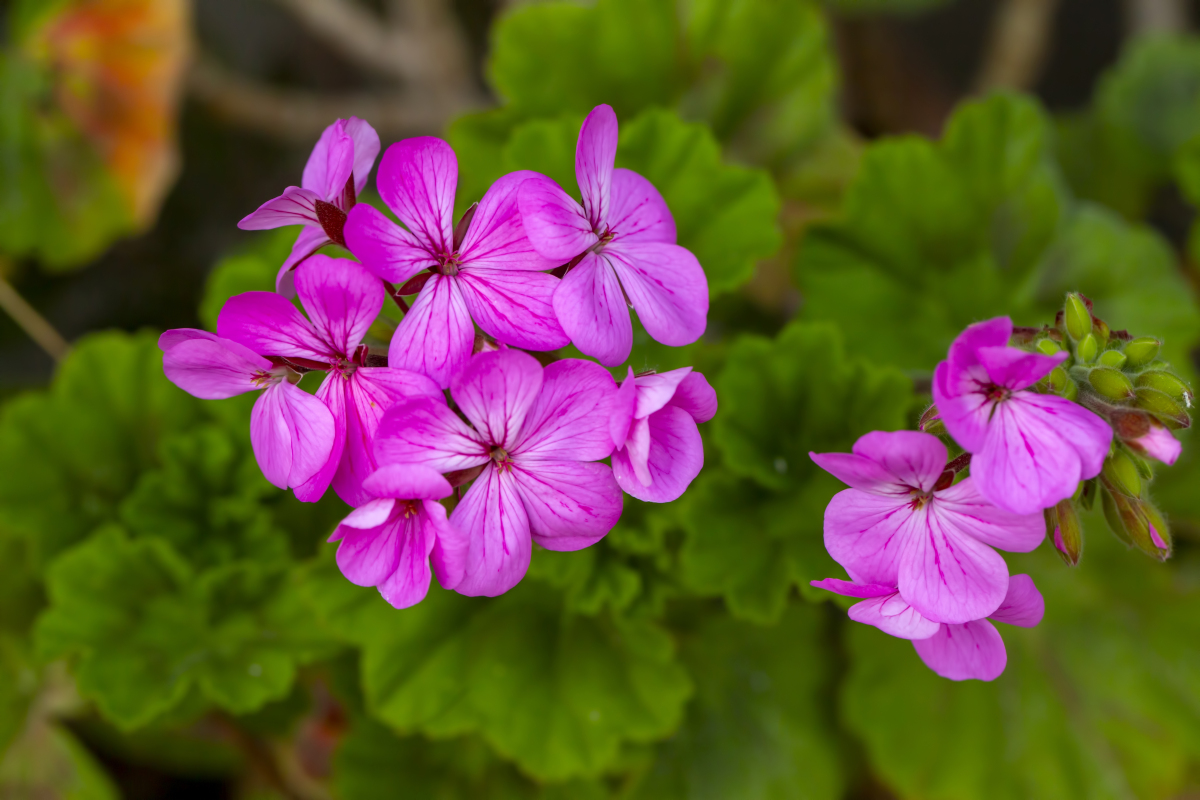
[
  {"xmin": 1128, "ymin": 421, "xmax": 1182, "ymax": 466},
  {"xmin": 329, "ymin": 464, "xmax": 466, "ymax": 609},
  {"xmin": 813, "ymin": 573, "xmax": 1045, "ymax": 681},
  {"xmin": 811, "ymin": 430, "xmax": 1044, "ymax": 624},
  {"xmin": 933, "ymin": 317, "xmax": 1113, "ymax": 515},
  {"xmin": 517, "ymin": 104, "xmax": 709, "ymax": 367},
  {"xmin": 344, "ymin": 138, "xmax": 569, "ymax": 388},
  {"xmin": 609, "ymin": 367, "xmax": 717, "ymax": 502},
  {"xmin": 375, "ymin": 349, "xmax": 623, "ymax": 596},
  {"xmin": 238, "ymin": 118, "xmax": 380, "ymax": 294}
]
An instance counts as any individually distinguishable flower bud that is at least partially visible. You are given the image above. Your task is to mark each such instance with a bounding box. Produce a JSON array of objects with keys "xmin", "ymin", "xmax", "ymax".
[
  {"xmin": 1036, "ymin": 339, "xmax": 1061, "ymax": 356},
  {"xmin": 1126, "ymin": 421, "xmax": 1182, "ymax": 466},
  {"xmin": 1098, "ymin": 349, "xmax": 1127, "ymax": 369},
  {"xmin": 1045, "ymin": 498, "xmax": 1083, "ymax": 566},
  {"xmin": 1123, "ymin": 336, "xmax": 1161, "ymax": 368},
  {"xmin": 1102, "ymin": 452, "xmax": 1141, "ymax": 497},
  {"xmin": 1077, "ymin": 332, "xmax": 1099, "ymax": 363},
  {"xmin": 918, "ymin": 404, "xmax": 944, "ymax": 436},
  {"xmin": 1100, "ymin": 480, "xmax": 1173, "ymax": 560},
  {"xmin": 1134, "ymin": 387, "xmax": 1191, "ymax": 429},
  {"xmin": 1048, "ymin": 366, "xmax": 1070, "ymax": 394},
  {"xmin": 1092, "ymin": 318, "xmax": 1111, "ymax": 348},
  {"xmin": 1063, "ymin": 378, "xmax": 1079, "ymax": 401},
  {"xmin": 1088, "ymin": 367, "xmax": 1135, "ymax": 400},
  {"xmin": 1135, "ymin": 370, "xmax": 1193, "ymax": 405},
  {"xmin": 1064, "ymin": 294, "xmax": 1092, "ymax": 341}
]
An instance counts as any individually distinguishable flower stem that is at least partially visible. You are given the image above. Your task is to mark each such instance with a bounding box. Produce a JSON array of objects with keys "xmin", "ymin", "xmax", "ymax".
[{"xmin": 0, "ymin": 273, "xmax": 70, "ymax": 362}]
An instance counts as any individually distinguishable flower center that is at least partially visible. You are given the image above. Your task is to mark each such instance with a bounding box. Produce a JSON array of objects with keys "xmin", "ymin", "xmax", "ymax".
[
  {"xmin": 399, "ymin": 500, "xmax": 420, "ymax": 519},
  {"xmin": 438, "ymin": 252, "xmax": 461, "ymax": 277},
  {"xmin": 490, "ymin": 446, "xmax": 511, "ymax": 469}
]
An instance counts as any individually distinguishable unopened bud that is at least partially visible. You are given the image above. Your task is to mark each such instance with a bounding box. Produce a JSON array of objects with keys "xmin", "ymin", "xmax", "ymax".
[
  {"xmin": 918, "ymin": 405, "xmax": 944, "ymax": 436},
  {"xmin": 1102, "ymin": 452, "xmax": 1142, "ymax": 497},
  {"xmin": 1098, "ymin": 349, "xmax": 1127, "ymax": 369},
  {"xmin": 1077, "ymin": 332, "xmax": 1099, "ymax": 363},
  {"xmin": 1093, "ymin": 318, "xmax": 1111, "ymax": 348},
  {"xmin": 1036, "ymin": 339, "xmax": 1061, "ymax": 356},
  {"xmin": 1135, "ymin": 370, "xmax": 1193, "ymax": 405},
  {"xmin": 1063, "ymin": 378, "xmax": 1079, "ymax": 401},
  {"xmin": 1088, "ymin": 367, "xmax": 1135, "ymax": 400},
  {"xmin": 1045, "ymin": 499, "xmax": 1083, "ymax": 566},
  {"xmin": 1100, "ymin": 481, "xmax": 1173, "ymax": 560},
  {"xmin": 1123, "ymin": 336, "xmax": 1161, "ymax": 368},
  {"xmin": 1134, "ymin": 387, "xmax": 1191, "ymax": 429},
  {"xmin": 1048, "ymin": 366, "xmax": 1070, "ymax": 394},
  {"xmin": 1064, "ymin": 294, "xmax": 1092, "ymax": 341}
]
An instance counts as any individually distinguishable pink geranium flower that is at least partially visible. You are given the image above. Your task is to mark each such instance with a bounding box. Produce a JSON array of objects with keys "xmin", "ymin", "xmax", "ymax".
[
  {"xmin": 933, "ymin": 317, "xmax": 1113, "ymax": 515},
  {"xmin": 343, "ymin": 138, "xmax": 569, "ymax": 388},
  {"xmin": 210, "ymin": 254, "xmax": 441, "ymax": 505},
  {"xmin": 160, "ymin": 330, "xmax": 335, "ymax": 493},
  {"xmin": 374, "ymin": 349, "xmax": 622, "ymax": 596},
  {"xmin": 811, "ymin": 430, "xmax": 1044, "ymax": 624},
  {"xmin": 812, "ymin": 573, "xmax": 1045, "ymax": 681},
  {"xmin": 238, "ymin": 118, "xmax": 380, "ymax": 294},
  {"xmin": 329, "ymin": 464, "xmax": 466, "ymax": 609},
  {"xmin": 609, "ymin": 367, "xmax": 717, "ymax": 502},
  {"xmin": 517, "ymin": 104, "xmax": 709, "ymax": 367}
]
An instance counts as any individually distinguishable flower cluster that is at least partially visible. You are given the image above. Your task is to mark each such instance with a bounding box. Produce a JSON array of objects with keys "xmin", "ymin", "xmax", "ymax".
[
  {"xmin": 161, "ymin": 107, "xmax": 714, "ymax": 607},
  {"xmin": 812, "ymin": 300, "xmax": 1192, "ymax": 681}
]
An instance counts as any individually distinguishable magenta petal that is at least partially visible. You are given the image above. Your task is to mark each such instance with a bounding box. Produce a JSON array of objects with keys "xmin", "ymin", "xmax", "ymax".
[
  {"xmin": 344, "ymin": 204, "xmax": 438, "ymax": 285},
  {"xmin": 848, "ymin": 593, "xmax": 942, "ymax": 640},
  {"xmin": 158, "ymin": 328, "xmax": 220, "ymax": 351},
  {"xmin": 932, "ymin": 360, "xmax": 993, "ymax": 453},
  {"xmin": 345, "ymin": 117, "xmax": 381, "ymax": 195},
  {"xmin": 913, "ymin": 619, "xmax": 1007, "ymax": 681},
  {"xmin": 451, "ymin": 349, "xmax": 543, "ymax": 449},
  {"xmin": 809, "ymin": 452, "xmax": 913, "ymax": 497},
  {"xmin": 376, "ymin": 137, "xmax": 457, "ymax": 254},
  {"xmin": 511, "ymin": 461, "xmax": 622, "ymax": 551},
  {"xmin": 518, "ymin": 174, "xmax": 598, "ymax": 262},
  {"xmin": 511, "ymin": 359, "xmax": 616, "ymax": 462},
  {"xmin": 302, "ymin": 119, "xmax": 355, "ymax": 201},
  {"xmin": 621, "ymin": 417, "xmax": 652, "ymax": 486},
  {"xmin": 632, "ymin": 367, "xmax": 692, "ymax": 418},
  {"xmin": 364, "ymin": 463, "xmax": 452, "ymax": 500},
  {"xmin": 553, "ymin": 252, "xmax": 632, "ymax": 367},
  {"xmin": 459, "ymin": 170, "xmax": 559, "ymax": 272},
  {"xmin": 810, "ymin": 578, "xmax": 896, "ymax": 599},
  {"xmin": 161, "ymin": 336, "xmax": 272, "ymax": 399},
  {"xmin": 610, "ymin": 367, "xmax": 637, "ymax": 449},
  {"xmin": 217, "ymin": 291, "xmax": 331, "ymax": 360},
  {"xmin": 1131, "ymin": 423, "xmax": 1182, "ymax": 466},
  {"xmin": 458, "ymin": 270, "xmax": 570, "ymax": 351},
  {"xmin": 897, "ymin": 508, "xmax": 1010, "ymax": 624},
  {"xmin": 276, "ymin": 226, "xmax": 330, "ymax": 296},
  {"xmin": 295, "ymin": 256, "xmax": 383, "ymax": 356},
  {"xmin": 976, "ymin": 346, "xmax": 1067, "ymax": 391},
  {"xmin": 250, "ymin": 380, "xmax": 336, "ymax": 491},
  {"xmin": 851, "ymin": 430, "xmax": 948, "ymax": 493},
  {"xmin": 933, "ymin": 478, "xmax": 1045, "ymax": 552},
  {"xmin": 238, "ymin": 187, "xmax": 322, "ymax": 230},
  {"xmin": 376, "ymin": 513, "xmax": 438, "ymax": 609},
  {"xmin": 375, "ymin": 397, "xmax": 489, "ymax": 473},
  {"xmin": 822, "ymin": 489, "xmax": 911, "ymax": 586},
  {"xmin": 605, "ymin": 242, "xmax": 708, "ymax": 347},
  {"xmin": 450, "ymin": 464, "xmax": 531, "ymax": 596},
  {"xmin": 611, "ymin": 405, "xmax": 703, "ymax": 503},
  {"xmin": 669, "ymin": 371, "xmax": 718, "ymax": 423},
  {"xmin": 336, "ymin": 513, "xmax": 405, "ymax": 587},
  {"xmin": 334, "ymin": 498, "xmax": 395, "ymax": 534},
  {"xmin": 293, "ymin": 375, "xmax": 346, "ymax": 503},
  {"xmin": 947, "ymin": 317, "xmax": 1013, "ymax": 368},
  {"xmin": 576, "ymin": 104, "xmax": 618, "ymax": 229},
  {"xmin": 1018, "ymin": 392, "xmax": 1111, "ymax": 480},
  {"xmin": 608, "ymin": 168, "xmax": 676, "ymax": 245},
  {"xmin": 389, "ymin": 275, "xmax": 475, "ymax": 390},
  {"xmin": 426, "ymin": 499, "xmax": 467, "ymax": 591},
  {"xmin": 989, "ymin": 573, "xmax": 1044, "ymax": 628}
]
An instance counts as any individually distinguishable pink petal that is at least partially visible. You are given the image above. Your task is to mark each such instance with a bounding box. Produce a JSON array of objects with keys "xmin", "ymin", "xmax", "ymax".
[
  {"xmin": 510, "ymin": 358, "xmax": 617, "ymax": 462},
  {"xmin": 632, "ymin": 367, "xmax": 692, "ymax": 418},
  {"xmin": 335, "ymin": 511, "xmax": 406, "ymax": 587},
  {"xmin": 1130, "ymin": 422, "xmax": 1182, "ymax": 466},
  {"xmin": 976, "ymin": 346, "xmax": 1067, "ymax": 391},
  {"xmin": 426, "ymin": 498, "xmax": 467, "ymax": 591},
  {"xmin": 217, "ymin": 291, "xmax": 331, "ymax": 361},
  {"xmin": 517, "ymin": 174, "xmax": 598, "ymax": 262},
  {"xmin": 375, "ymin": 397, "xmax": 489, "ymax": 473},
  {"xmin": 608, "ymin": 168, "xmax": 675, "ymax": 244},
  {"xmin": 848, "ymin": 593, "xmax": 942, "ymax": 640},
  {"xmin": 947, "ymin": 317, "xmax": 1013, "ymax": 369},
  {"xmin": 553, "ymin": 252, "xmax": 631, "ymax": 367},
  {"xmin": 897, "ymin": 506, "xmax": 1010, "ymax": 624},
  {"xmin": 161, "ymin": 336, "xmax": 272, "ymax": 399},
  {"xmin": 449, "ymin": 464, "xmax": 531, "ymax": 596},
  {"xmin": 451, "ymin": 349, "xmax": 543, "ymax": 449},
  {"xmin": 810, "ymin": 578, "xmax": 897, "ymax": 599},
  {"xmin": 333, "ymin": 498, "xmax": 395, "ymax": 534},
  {"xmin": 913, "ymin": 619, "xmax": 1007, "ymax": 681},
  {"xmin": 622, "ymin": 417, "xmax": 652, "ymax": 486},
  {"xmin": 810, "ymin": 452, "xmax": 916, "ymax": 497},
  {"xmin": 238, "ymin": 187, "xmax": 322, "ymax": 230},
  {"xmin": 669, "ymin": 371, "xmax": 718, "ymax": 423},
  {"xmin": 344, "ymin": 204, "xmax": 438, "ymax": 285},
  {"xmin": 605, "ymin": 241, "xmax": 708, "ymax": 348},
  {"xmin": 276, "ymin": 226, "xmax": 330, "ymax": 296},
  {"xmin": 389, "ymin": 275, "xmax": 475, "ymax": 390},
  {"xmin": 376, "ymin": 509, "xmax": 441, "ymax": 609},
  {"xmin": 851, "ymin": 431, "xmax": 948, "ymax": 493},
  {"xmin": 932, "ymin": 360, "xmax": 993, "ymax": 454},
  {"xmin": 822, "ymin": 489, "xmax": 912, "ymax": 586},
  {"xmin": 610, "ymin": 367, "xmax": 637, "ymax": 449},
  {"xmin": 932, "ymin": 478, "xmax": 1045, "ymax": 552},
  {"xmin": 302, "ymin": 119, "xmax": 355, "ymax": 201},
  {"xmin": 457, "ymin": 270, "xmax": 570, "ymax": 351},
  {"xmin": 376, "ymin": 137, "xmax": 457, "ymax": 255},
  {"xmin": 363, "ymin": 463, "xmax": 452, "ymax": 500},
  {"xmin": 158, "ymin": 328, "xmax": 221, "ymax": 351},
  {"xmin": 576, "ymin": 104, "xmax": 618, "ymax": 229},
  {"xmin": 250, "ymin": 380, "xmax": 337, "ymax": 490},
  {"xmin": 459, "ymin": 170, "xmax": 560, "ymax": 272},
  {"xmin": 345, "ymin": 117, "xmax": 381, "ymax": 195},
  {"xmin": 510, "ymin": 461, "xmax": 622, "ymax": 551},
  {"xmin": 294, "ymin": 256, "xmax": 383, "ymax": 356},
  {"xmin": 293, "ymin": 375, "xmax": 346, "ymax": 503},
  {"xmin": 611, "ymin": 405, "xmax": 703, "ymax": 503},
  {"xmin": 989, "ymin": 573, "xmax": 1044, "ymax": 628}
]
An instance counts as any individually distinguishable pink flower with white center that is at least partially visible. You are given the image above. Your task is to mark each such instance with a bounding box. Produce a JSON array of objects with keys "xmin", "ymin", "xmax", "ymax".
[
  {"xmin": 932, "ymin": 317, "xmax": 1113, "ymax": 515},
  {"xmin": 160, "ymin": 330, "xmax": 335, "ymax": 493},
  {"xmin": 811, "ymin": 430, "xmax": 1044, "ymax": 624},
  {"xmin": 609, "ymin": 367, "xmax": 717, "ymax": 502},
  {"xmin": 328, "ymin": 464, "xmax": 466, "ymax": 609},
  {"xmin": 517, "ymin": 104, "xmax": 709, "ymax": 367},
  {"xmin": 210, "ymin": 254, "xmax": 441, "ymax": 505},
  {"xmin": 374, "ymin": 349, "xmax": 622, "ymax": 596},
  {"xmin": 1127, "ymin": 421, "xmax": 1182, "ymax": 466},
  {"xmin": 812, "ymin": 573, "xmax": 1045, "ymax": 681},
  {"xmin": 343, "ymin": 138, "xmax": 569, "ymax": 389},
  {"xmin": 238, "ymin": 118, "xmax": 380, "ymax": 295}
]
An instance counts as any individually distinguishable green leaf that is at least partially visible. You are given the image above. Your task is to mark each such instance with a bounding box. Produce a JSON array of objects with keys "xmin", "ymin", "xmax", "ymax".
[
  {"xmin": 627, "ymin": 602, "xmax": 845, "ymax": 800},
  {"xmin": 822, "ymin": 0, "xmax": 956, "ymax": 12},
  {"xmin": 306, "ymin": 557, "xmax": 692, "ymax": 780},
  {"xmin": 199, "ymin": 228, "xmax": 299, "ymax": 330},
  {"xmin": 681, "ymin": 322, "xmax": 910, "ymax": 622}
]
